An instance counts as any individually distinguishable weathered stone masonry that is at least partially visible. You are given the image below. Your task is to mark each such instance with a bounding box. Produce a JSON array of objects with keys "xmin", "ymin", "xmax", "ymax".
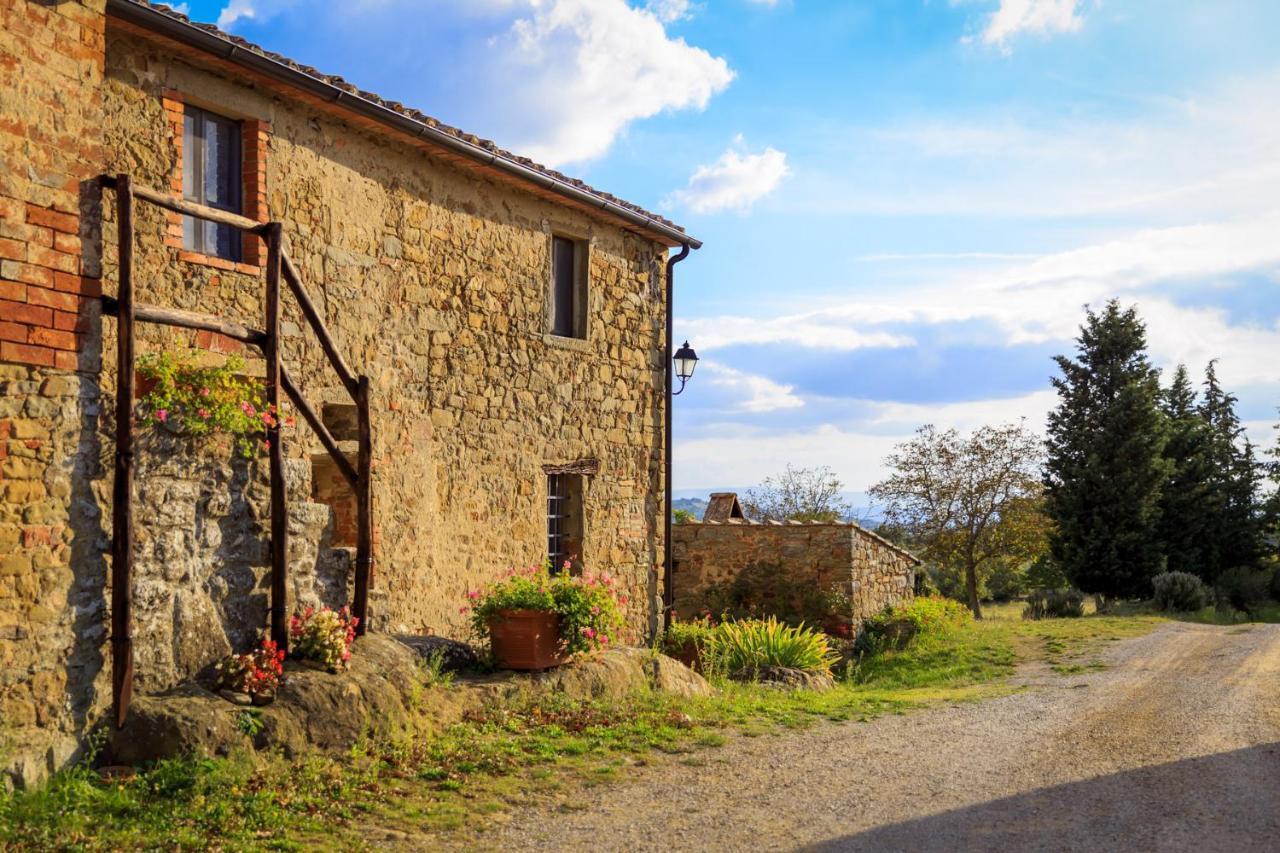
[
  {"xmin": 2, "ymin": 1, "xmax": 687, "ymax": 787},
  {"xmin": 671, "ymin": 515, "xmax": 919, "ymax": 625}
]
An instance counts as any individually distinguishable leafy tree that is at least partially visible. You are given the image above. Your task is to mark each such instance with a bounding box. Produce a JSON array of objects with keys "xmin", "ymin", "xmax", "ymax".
[
  {"xmin": 1158, "ymin": 364, "xmax": 1213, "ymax": 576},
  {"xmin": 1197, "ymin": 361, "xmax": 1264, "ymax": 579},
  {"xmin": 672, "ymin": 508, "xmax": 696, "ymax": 525},
  {"xmin": 870, "ymin": 422, "xmax": 1048, "ymax": 619},
  {"xmin": 742, "ymin": 464, "xmax": 850, "ymax": 523},
  {"xmin": 1045, "ymin": 301, "xmax": 1169, "ymax": 606}
]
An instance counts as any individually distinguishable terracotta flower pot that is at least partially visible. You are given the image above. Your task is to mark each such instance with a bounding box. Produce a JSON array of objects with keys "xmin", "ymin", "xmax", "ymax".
[{"xmin": 488, "ymin": 609, "xmax": 568, "ymax": 671}]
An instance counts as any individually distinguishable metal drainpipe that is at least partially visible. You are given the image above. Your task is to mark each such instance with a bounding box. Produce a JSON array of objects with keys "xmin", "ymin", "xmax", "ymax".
[{"xmin": 662, "ymin": 243, "xmax": 692, "ymax": 633}]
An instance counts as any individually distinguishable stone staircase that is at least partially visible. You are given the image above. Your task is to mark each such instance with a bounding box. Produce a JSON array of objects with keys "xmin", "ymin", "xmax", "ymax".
[{"xmin": 129, "ymin": 431, "xmax": 377, "ymax": 695}]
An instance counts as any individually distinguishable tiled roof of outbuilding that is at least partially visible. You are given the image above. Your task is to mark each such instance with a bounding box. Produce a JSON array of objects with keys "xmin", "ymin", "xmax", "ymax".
[{"xmin": 108, "ymin": 0, "xmax": 698, "ymax": 248}]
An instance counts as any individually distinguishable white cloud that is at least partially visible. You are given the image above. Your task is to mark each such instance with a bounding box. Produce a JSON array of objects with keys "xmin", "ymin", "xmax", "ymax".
[
  {"xmin": 680, "ymin": 313, "xmax": 914, "ymax": 352},
  {"xmin": 680, "ymin": 213, "xmax": 1280, "ymax": 387},
  {"xmin": 666, "ymin": 137, "xmax": 790, "ymax": 213},
  {"xmin": 498, "ymin": 0, "xmax": 733, "ymax": 164},
  {"xmin": 213, "ymin": 0, "xmax": 732, "ymax": 167},
  {"xmin": 700, "ymin": 361, "xmax": 804, "ymax": 413},
  {"xmin": 216, "ymin": 0, "xmax": 256, "ymax": 28},
  {"xmin": 980, "ymin": 0, "xmax": 1084, "ymax": 51},
  {"xmin": 645, "ymin": 0, "xmax": 693, "ymax": 23},
  {"xmin": 674, "ymin": 391, "xmax": 1054, "ymax": 492}
]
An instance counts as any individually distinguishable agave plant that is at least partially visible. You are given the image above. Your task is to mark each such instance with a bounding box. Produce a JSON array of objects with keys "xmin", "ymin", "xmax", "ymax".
[{"xmin": 705, "ymin": 617, "xmax": 839, "ymax": 677}]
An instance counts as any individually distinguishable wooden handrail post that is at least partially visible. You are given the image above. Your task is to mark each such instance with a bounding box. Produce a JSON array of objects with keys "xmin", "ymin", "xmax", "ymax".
[
  {"xmin": 111, "ymin": 174, "xmax": 136, "ymax": 730},
  {"xmin": 264, "ymin": 222, "xmax": 289, "ymax": 651},
  {"xmin": 353, "ymin": 375, "xmax": 372, "ymax": 635}
]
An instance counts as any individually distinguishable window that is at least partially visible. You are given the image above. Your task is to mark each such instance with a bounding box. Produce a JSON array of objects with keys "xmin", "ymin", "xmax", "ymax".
[
  {"xmin": 183, "ymin": 106, "xmax": 243, "ymax": 261},
  {"xmin": 550, "ymin": 235, "xmax": 586, "ymax": 339},
  {"xmin": 547, "ymin": 473, "xmax": 583, "ymax": 573}
]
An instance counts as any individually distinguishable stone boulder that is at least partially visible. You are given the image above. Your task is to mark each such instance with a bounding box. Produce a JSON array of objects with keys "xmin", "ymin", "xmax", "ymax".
[
  {"xmin": 731, "ymin": 665, "xmax": 835, "ymax": 692},
  {"xmin": 109, "ymin": 639, "xmax": 712, "ymax": 767}
]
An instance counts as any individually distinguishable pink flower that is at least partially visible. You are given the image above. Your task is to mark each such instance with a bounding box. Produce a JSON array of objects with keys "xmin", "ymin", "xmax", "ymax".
[
  {"xmin": 155, "ymin": 409, "xmax": 168, "ymax": 423},
  {"xmin": 200, "ymin": 387, "xmax": 210, "ymax": 397},
  {"xmin": 467, "ymin": 590, "xmax": 480, "ymax": 600},
  {"xmin": 584, "ymin": 627, "xmax": 596, "ymax": 639},
  {"xmin": 459, "ymin": 606, "xmax": 469, "ymax": 614},
  {"xmin": 599, "ymin": 634, "xmax": 609, "ymax": 645},
  {"xmin": 590, "ymin": 606, "xmax": 600, "ymax": 615},
  {"xmin": 197, "ymin": 408, "xmax": 210, "ymax": 419},
  {"xmin": 241, "ymin": 401, "xmax": 256, "ymax": 416}
]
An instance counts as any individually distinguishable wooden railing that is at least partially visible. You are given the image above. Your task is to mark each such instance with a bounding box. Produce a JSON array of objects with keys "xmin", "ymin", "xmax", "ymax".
[{"xmin": 100, "ymin": 174, "xmax": 373, "ymax": 729}]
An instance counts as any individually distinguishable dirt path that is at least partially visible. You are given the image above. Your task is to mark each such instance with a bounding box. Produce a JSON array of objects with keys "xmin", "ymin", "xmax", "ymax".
[{"xmin": 476, "ymin": 622, "xmax": 1280, "ymax": 852}]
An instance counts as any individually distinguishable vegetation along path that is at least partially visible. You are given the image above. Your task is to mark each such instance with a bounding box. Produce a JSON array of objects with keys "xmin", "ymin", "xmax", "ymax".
[{"xmin": 479, "ymin": 621, "xmax": 1280, "ymax": 852}]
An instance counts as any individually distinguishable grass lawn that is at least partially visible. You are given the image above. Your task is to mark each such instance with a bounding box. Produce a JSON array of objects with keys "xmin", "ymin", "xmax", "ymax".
[{"xmin": 0, "ymin": 610, "xmax": 1165, "ymax": 851}]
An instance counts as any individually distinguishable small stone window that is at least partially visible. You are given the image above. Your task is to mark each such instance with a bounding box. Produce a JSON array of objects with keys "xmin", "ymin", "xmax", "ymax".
[
  {"xmin": 547, "ymin": 472, "xmax": 584, "ymax": 573},
  {"xmin": 549, "ymin": 235, "xmax": 587, "ymax": 339},
  {"xmin": 182, "ymin": 105, "xmax": 243, "ymax": 262}
]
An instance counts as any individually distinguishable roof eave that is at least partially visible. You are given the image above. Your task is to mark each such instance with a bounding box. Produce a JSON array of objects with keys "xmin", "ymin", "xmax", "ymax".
[{"xmin": 105, "ymin": 0, "xmax": 701, "ymax": 250}]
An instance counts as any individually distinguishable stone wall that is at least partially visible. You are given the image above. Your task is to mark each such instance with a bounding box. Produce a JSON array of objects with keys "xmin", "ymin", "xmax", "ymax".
[
  {"xmin": 0, "ymin": 363, "xmax": 107, "ymax": 788},
  {"xmin": 671, "ymin": 520, "xmax": 918, "ymax": 625}
]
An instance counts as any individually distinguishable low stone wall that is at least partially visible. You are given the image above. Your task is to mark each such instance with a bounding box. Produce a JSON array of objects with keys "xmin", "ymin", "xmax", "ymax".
[{"xmin": 671, "ymin": 521, "xmax": 918, "ymax": 626}]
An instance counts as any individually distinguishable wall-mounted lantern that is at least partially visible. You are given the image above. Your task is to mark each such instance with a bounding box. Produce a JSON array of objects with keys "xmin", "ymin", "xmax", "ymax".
[{"xmin": 672, "ymin": 341, "xmax": 699, "ymax": 396}]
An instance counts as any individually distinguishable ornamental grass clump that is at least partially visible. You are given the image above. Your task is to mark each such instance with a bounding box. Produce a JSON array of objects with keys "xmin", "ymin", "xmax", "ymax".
[
  {"xmin": 215, "ymin": 638, "xmax": 284, "ymax": 698},
  {"xmin": 136, "ymin": 351, "xmax": 293, "ymax": 458},
  {"xmin": 465, "ymin": 563, "xmax": 626, "ymax": 658},
  {"xmin": 704, "ymin": 617, "xmax": 839, "ymax": 677},
  {"xmin": 289, "ymin": 606, "xmax": 358, "ymax": 671}
]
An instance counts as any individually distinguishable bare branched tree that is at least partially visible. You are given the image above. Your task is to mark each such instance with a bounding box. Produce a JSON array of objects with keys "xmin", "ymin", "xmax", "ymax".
[
  {"xmin": 870, "ymin": 422, "xmax": 1048, "ymax": 619},
  {"xmin": 742, "ymin": 464, "xmax": 851, "ymax": 523}
]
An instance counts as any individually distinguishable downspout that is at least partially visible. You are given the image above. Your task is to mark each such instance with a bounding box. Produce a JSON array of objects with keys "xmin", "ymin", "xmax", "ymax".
[{"xmin": 662, "ymin": 243, "xmax": 692, "ymax": 633}]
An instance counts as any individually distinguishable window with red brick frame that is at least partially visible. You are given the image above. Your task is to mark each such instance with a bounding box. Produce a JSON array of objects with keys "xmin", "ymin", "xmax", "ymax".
[{"xmin": 161, "ymin": 90, "xmax": 268, "ymax": 275}]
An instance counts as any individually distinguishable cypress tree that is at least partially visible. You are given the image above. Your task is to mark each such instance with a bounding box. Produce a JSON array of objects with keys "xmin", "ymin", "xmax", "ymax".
[
  {"xmin": 1198, "ymin": 362, "xmax": 1263, "ymax": 578},
  {"xmin": 1158, "ymin": 365, "xmax": 1212, "ymax": 576},
  {"xmin": 1045, "ymin": 301, "xmax": 1169, "ymax": 605}
]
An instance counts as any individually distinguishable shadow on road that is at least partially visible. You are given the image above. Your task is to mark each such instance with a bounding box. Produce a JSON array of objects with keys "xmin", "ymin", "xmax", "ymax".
[{"xmin": 809, "ymin": 742, "xmax": 1280, "ymax": 852}]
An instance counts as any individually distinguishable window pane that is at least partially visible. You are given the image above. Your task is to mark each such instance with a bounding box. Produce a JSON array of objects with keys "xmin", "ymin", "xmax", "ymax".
[
  {"xmin": 182, "ymin": 111, "xmax": 201, "ymax": 252},
  {"xmin": 551, "ymin": 236, "xmax": 576, "ymax": 337},
  {"xmin": 181, "ymin": 106, "xmax": 243, "ymax": 262}
]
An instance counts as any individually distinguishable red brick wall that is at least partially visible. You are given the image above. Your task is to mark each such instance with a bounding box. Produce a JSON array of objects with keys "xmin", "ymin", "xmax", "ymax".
[{"xmin": 0, "ymin": 0, "xmax": 106, "ymax": 370}]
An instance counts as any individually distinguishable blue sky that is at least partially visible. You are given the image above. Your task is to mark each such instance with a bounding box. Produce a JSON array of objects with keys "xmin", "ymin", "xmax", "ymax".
[{"xmin": 178, "ymin": 0, "xmax": 1280, "ymax": 507}]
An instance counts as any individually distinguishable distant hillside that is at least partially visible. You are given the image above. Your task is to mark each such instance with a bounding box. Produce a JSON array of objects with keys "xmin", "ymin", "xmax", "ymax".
[{"xmin": 672, "ymin": 497, "xmax": 708, "ymax": 519}]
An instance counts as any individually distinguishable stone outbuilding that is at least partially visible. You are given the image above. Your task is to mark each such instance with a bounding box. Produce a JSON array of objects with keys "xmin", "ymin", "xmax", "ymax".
[
  {"xmin": 671, "ymin": 494, "xmax": 920, "ymax": 628},
  {"xmin": 1, "ymin": 0, "xmax": 699, "ymax": 787}
]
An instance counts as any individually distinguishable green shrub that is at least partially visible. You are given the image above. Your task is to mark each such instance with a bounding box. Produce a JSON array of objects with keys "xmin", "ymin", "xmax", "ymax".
[
  {"xmin": 660, "ymin": 616, "xmax": 716, "ymax": 657},
  {"xmin": 861, "ymin": 596, "xmax": 972, "ymax": 650},
  {"xmin": 1151, "ymin": 571, "xmax": 1209, "ymax": 612},
  {"xmin": 1022, "ymin": 588, "xmax": 1085, "ymax": 620},
  {"xmin": 1215, "ymin": 567, "xmax": 1270, "ymax": 614},
  {"xmin": 1269, "ymin": 563, "xmax": 1280, "ymax": 601},
  {"xmin": 136, "ymin": 351, "xmax": 289, "ymax": 458},
  {"xmin": 704, "ymin": 617, "xmax": 838, "ymax": 676}
]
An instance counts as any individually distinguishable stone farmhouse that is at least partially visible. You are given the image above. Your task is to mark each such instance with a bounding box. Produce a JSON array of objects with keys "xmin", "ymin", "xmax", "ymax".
[{"xmin": 0, "ymin": 0, "xmax": 700, "ymax": 786}]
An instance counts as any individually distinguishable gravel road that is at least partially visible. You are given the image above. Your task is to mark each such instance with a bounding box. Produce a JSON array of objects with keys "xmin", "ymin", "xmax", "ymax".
[{"xmin": 480, "ymin": 621, "xmax": 1280, "ymax": 852}]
